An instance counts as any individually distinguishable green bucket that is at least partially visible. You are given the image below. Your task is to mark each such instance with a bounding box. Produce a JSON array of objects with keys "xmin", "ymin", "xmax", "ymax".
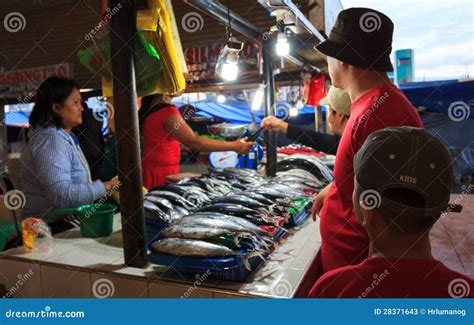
[
  {"xmin": 46, "ymin": 204, "xmax": 117, "ymax": 238},
  {"xmin": 0, "ymin": 220, "xmax": 18, "ymax": 251}
]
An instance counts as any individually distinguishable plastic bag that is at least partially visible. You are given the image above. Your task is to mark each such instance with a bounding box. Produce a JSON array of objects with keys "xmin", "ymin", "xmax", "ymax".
[
  {"xmin": 77, "ymin": 11, "xmax": 163, "ymax": 97},
  {"xmin": 21, "ymin": 218, "xmax": 53, "ymax": 253}
]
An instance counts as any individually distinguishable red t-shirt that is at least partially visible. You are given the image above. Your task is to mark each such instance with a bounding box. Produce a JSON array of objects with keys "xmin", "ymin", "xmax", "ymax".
[
  {"xmin": 309, "ymin": 256, "xmax": 474, "ymax": 298},
  {"xmin": 141, "ymin": 105, "xmax": 181, "ymax": 189},
  {"xmin": 319, "ymin": 84, "xmax": 423, "ymax": 273}
]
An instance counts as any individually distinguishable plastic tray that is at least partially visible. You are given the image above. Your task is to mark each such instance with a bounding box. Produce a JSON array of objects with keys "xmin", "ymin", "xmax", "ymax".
[
  {"xmin": 285, "ymin": 198, "xmax": 313, "ymax": 228},
  {"xmin": 145, "ymin": 217, "xmax": 168, "ymax": 245},
  {"xmin": 149, "ymin": 246, "xmax": 266, "ymax": 282}
]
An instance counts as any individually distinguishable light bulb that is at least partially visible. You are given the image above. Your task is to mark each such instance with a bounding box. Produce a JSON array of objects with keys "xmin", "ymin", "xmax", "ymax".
[
  {"xmin": 295, "ymin": 99, "xmax": 304, "ymax": 109},
  {"xmin": 251, "ymin": 84, "xmax": 265, "ymax": 110},
  {"xmin": 276, "ymin": 33, "xmax": 290, "ymax": 56},
  {"xmin": 217, "ymin": 94, "xmax": 226, "ymax": 103},
  {"xmin": 289, "ymin": 106, "xmax": 298, "ymax": 117},
  {"xmin": 221, "ymin": 62, "xmax": 238, "ymax": 81}
]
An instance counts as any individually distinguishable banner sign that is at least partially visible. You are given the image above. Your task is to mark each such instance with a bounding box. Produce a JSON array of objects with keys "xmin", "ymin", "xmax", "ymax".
[{"xmin": 0, "ymin": 63, "xmax": 72, "ymax": 99}]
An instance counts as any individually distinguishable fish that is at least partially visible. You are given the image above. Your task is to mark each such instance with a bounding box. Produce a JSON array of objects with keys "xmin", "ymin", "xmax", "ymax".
[
  {"xmin": 236, "ymin": 192, "xmax": 275, "ymax": 206},
  {"xmin": 144, "ymin": 196, "xmax": 174, "ymax": 211},
  {"xmin": 213, "ymin": 195, "xmax": 268, "ymax": 210},
  {"xmin": 197, "ymin": 203, "xmax": 284, "ymax": 227},
  {"xmin": 173, "ymin": 205, "xmax": 190, "ymax": 218},
  {"xmin": 266, "ymin": 183, "xmax": 307, "ymax": 197},
  {"xmin": 147, "ymin": 191, "xmax": 196, "ymax": 210},
  {"xmin": 276, "ymin": 169, "xmax": 320, "ymax": 182},
  {"xmin": 176, "ymin": 213, "xmax": 272, "ymax": 237},
  {"xmin": 277, "ymin": 154, "xmax": 333, "ymax": 183},
  {"xmin": 152, "ymin": 238, "xmax": 236, "ymax": 257},
  {"xmin": 248, "ymin": 188, "xmax": 287, "ymax": 200},
  {"xmin": 160, "ymin": 224, "xmax": 269, "ymax": 251},
  {"xmin": 151, "ymin": 238, "xmax": 265, "ymax": 269},
  {"xmin": 144, "ymin": 201, "xmax": 170, "ymax": 223}
]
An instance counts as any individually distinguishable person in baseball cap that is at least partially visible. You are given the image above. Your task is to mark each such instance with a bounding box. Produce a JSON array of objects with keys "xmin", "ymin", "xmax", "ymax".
[
  {"xmin": 261, "ymin": 86, "xmax": 350, "ymax": 155},
  {"xmin": 309, "ymin": 127, "xmax": 473, "ymax": 298}
]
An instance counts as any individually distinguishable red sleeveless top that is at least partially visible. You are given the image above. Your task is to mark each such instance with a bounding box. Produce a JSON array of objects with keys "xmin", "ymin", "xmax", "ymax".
[{"xmin": 141, "ymin": 105, "xmax": 181, "ymax": 189}]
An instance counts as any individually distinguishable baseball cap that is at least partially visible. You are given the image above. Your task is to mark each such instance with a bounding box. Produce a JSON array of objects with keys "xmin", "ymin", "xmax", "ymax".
[
  {"xmin": 354, "ymin": 127, "xmax": 462, "ymax": 218},
  {"xmin": 315, "ymin": 8, "xmax": 394, "ymax": 72},
  {"xmin": 319, "ymin": 86, "xmax": 351, "ymax": 116}
]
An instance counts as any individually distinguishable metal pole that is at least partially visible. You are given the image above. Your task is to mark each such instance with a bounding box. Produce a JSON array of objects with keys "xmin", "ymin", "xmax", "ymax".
[
  {"xmin": 110, "ymin": 0, "xmax": 147, "ymax": 267},
  {"xmin": 262, "ymin": 40, "xmax": 277, "ymax": 176}
]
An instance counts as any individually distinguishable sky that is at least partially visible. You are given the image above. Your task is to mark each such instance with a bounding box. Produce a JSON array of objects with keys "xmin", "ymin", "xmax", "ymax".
[{"xmin": 340, "ymin": 0, "xmax": 474, "ymax": 81}]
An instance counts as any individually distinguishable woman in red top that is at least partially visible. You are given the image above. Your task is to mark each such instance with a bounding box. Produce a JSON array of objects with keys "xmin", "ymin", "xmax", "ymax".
[{"xmin": 140, "ymin": 94, "xmax": 254, "ymax": 190}]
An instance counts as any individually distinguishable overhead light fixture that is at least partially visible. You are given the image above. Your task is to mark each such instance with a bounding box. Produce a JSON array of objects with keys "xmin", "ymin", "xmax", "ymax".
[
  {"xmin": 276, "ymin": 32, "xmax": 290, "ymax": 56},
  {"xmin": 289, "ymin": 106, "xmax": 299, "ymax": 117},
  {"xmin": 295, "ymin": 98, "xmax": 305, "ymax": 109},
  {"xmin": 251, "ymin": 83, "xmax": 265, "ymax": 111},
  {"xmin": 216, "ymin": 39, "xmax": 243, "ymax": 82},
  {"xmin": 217, "ymin": 94, "xmax": 226, "ymax": 103}
]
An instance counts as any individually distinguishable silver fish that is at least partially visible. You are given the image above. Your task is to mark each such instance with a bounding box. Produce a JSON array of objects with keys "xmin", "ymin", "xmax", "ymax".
[
  {"xmin": 177, "ymin": 213, "xmax": 272, "ymax": 236},
  {"xmin": 152, "ymin": 238, "xmax": 265, "ymax": 269}
]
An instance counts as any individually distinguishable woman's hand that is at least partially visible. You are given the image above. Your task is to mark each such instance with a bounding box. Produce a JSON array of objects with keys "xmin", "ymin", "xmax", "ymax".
[
  {"xmin": 103, "ymin": 179, "xmax": 121, "ymax": 192},
  {"xmin": 232, "ymin": 138, "xmax": 255, "ymax": 154},
  {"xmin": 261, "ymin": 116, "xmax": 288, "ymax": 133}
]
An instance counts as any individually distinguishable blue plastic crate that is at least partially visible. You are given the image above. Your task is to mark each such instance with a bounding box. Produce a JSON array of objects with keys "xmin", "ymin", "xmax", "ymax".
[
  {"xmin": 149, "ymin": 245, "xmax": 266, "ymax": 282},
  {"xmin": 145, "ymin": 217, "xmax": 168, "ymax": 246}
]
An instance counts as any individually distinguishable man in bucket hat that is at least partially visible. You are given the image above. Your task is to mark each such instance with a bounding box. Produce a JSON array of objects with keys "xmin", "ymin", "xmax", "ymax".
[
  {"xmin": 309, "ymin": 127, "xmax": 473, "ymax": 298},
  {"xmin": 311, "ymin": 8, "xmax": 423, "ymax": 275}
]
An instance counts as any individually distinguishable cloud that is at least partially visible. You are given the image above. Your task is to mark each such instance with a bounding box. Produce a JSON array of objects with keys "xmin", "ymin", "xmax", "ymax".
[{"xmin": 340, "ymin": 0, "xmax": 474, "ymax": 80}]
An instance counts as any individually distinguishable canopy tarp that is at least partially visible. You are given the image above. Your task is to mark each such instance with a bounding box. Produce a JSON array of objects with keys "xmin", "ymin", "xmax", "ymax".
[
  {"xmin": 5, "ymin": 111, "xmax": 30, "ymax": 128},
  {"xmin": 177, "ymin": 97, "xmax": 316, "ymax": 124},
  {"xmin": 400, "ymin": 79, "xmax": 473, "ymax": 118}
]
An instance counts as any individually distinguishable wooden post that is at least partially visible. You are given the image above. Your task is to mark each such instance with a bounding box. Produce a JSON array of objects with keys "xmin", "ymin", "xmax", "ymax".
[{"xmin": 110, "ymin": 0, "xmax": 147, "ymax": 268}]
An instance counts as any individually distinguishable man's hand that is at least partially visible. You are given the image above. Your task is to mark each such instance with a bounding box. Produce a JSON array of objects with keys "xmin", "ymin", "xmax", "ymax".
[
  {"xmin": 261, "ymin": 116, "xmax": 289, "ymax": 133},
  {"xmin": 312, "ymin": 183, "xmax": 332, "ymax": 221}
]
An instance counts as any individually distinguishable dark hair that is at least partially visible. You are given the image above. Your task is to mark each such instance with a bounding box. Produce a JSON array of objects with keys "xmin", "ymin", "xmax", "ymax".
[
  {"xmin": 29, "ymin": 77, "xmax": 79, "ymax": 129},
  {"xmin": 138, "ymin": 93, "xmax": 167, "ymax": 123},
  {"xmin": 377, "ymin": 188, "xmax": 437, "ymax": 234}
]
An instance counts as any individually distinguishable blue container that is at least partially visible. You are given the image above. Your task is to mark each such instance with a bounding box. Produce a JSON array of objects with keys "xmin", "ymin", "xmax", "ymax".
[
  {"xmin": 285, "ymin": 200, "xmax": 312, "ymax": 228},
  {"xmin": 145, "ymin": 217, "xmax": 168, "ymax": 246},
  {"xmin": 149, "ymin": 245, "xmax": 266, "ymax": 282}
]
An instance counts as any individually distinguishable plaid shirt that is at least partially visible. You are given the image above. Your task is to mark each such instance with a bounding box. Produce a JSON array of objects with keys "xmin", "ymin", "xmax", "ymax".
[{"xmin": 20, "ymin": 127, "xmax": 106, "ymax": 219}]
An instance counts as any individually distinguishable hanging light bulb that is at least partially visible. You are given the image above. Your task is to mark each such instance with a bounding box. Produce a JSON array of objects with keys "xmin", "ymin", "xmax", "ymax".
[
  {"xmin": 295, "ymin": 98, "xmax": 305, "ymax": 109},
  {"xmin": 289, "ymin": 106, "xmax": 299, "ymax": 117},
  {"xmin": 221, "ymin": 61, "xmax": 239, "ymax": 81},
  {"xmin": 216, "ymin": 39, "xmax": 243, "ymax": 82},
  {"xmin": 276, "ymin": 32, "xmax": 290, "ymax": 56},
  {"xmin": 251, "ymin": 84, "xmax": 265, "ymax": 111},
  {"xmin": 217, "ymin": 94, "xmax": 226, "ymax": 103}
]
